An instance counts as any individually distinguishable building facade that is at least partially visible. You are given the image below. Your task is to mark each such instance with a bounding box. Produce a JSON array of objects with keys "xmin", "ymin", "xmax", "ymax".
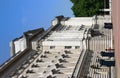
[
  {"xmin": 112, "ymin": 0, "xmax": 120, "ymax": 78},
  {"xmin": 0, "ymin": 0, "xmax": 117, "ymax": 78},
  {"xmin": 0, "ymin": 16, "xmax": 95, "ymax": 78}
]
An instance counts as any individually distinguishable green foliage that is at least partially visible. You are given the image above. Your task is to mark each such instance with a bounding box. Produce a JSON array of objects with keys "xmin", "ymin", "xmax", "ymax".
[{"xmin": 71, "ymin": 0, "xmax": 104, "ymax": 17}]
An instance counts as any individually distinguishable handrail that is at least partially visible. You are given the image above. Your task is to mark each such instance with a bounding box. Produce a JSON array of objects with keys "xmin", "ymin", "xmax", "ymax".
[
  {"xmin": 37, "ymin": 24, "xmax": 59, "ymax": 42},
  {"xmin": 72, "ymin": 28, "xmax": 89, "ymax": 78},
  {"xmin": 0, "ymin": 48, "xmax": 29, "ymax": 73},
  {"xmin": 72, "ymin": 49, "xmax": 87, "ymax": 78}
]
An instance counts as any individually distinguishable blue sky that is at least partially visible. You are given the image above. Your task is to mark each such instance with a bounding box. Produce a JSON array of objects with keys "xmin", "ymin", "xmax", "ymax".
[{"xmin": 0, "ymin": 0, "xmax": 74, "ymax": 65}]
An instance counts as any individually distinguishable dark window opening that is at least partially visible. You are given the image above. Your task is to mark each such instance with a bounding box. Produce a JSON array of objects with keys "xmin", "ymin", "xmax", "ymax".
[
  {"xmin": 65, "ymin": 46, "xmax": 72, "ymax": 49},
  {"xmin": 104, "ymin": 23, "xmax": 112, "ymax": 29},
  {"xmin": 104, "ymin": 0, "xmax": 110, "ymax": 9},
  {"xmin": 50, "ymin": 46, "xmax": 55, "ymax": 49},
  {"xmin": 75, "ymin": 46, "xmax": 80, "ymax": 49},
  {"xmin": 104, "ymin": 11, "xmax": 110, "ymax": 15}
]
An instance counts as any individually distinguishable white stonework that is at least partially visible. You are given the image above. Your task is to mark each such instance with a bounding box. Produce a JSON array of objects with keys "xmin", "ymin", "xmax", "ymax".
[
  {"xmin": 0, "ymin": 16, "xmax": 93, "ymax": 78},
  {"xmin": 0, "ymin": 15, "xmax": 114, "ymax": 78},
  {"xmin": 61, "ymin": 17, "xmax": 94, "ymax": 26},
  {"xmin": 0, "ymin": 0, "xmax": 114, "ymax": 77},
  {"xmin": 14, "ymin": 37, "xmax": 27, "ymax": 53},
  {"xmin": 10, "ymin": 37, "xmax": 27, "ymax": 56}
]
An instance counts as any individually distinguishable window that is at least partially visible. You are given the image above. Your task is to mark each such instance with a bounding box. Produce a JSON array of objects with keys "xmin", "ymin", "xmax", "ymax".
[
  {"xmin": 75, "ymin": 46, "xmax": 80, "ymax": 49},
  {"xmin": 105, "ymin": 0, "xmax": 110, "ymax": 9},
  {"xmin": 104, "ymin": 11, "xmax": 110, "ymax": 15},
  {"xmin": 50, "ymin": 46, "xmax": 55, "ymax": 49},
  {"xmin": 65, "ymin": 46, "xmax": 72, "ymax": 49}
]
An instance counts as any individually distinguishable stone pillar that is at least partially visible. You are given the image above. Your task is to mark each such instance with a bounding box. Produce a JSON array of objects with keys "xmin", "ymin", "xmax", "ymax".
[{"xmin": 10, "ymin": 41, "xmax": 15, "ymax": 56}]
